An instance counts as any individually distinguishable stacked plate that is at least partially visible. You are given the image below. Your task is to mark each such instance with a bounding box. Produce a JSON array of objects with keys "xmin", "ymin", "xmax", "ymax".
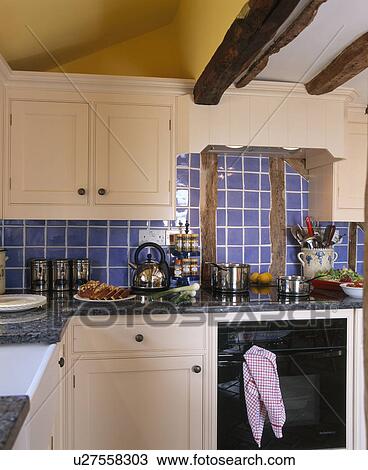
[{"xmin": 0, "ymin": 295, "xmax": 47, "ymax": 313}]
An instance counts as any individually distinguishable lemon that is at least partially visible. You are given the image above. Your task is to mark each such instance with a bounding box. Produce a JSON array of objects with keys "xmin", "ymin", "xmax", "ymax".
[
  {"xmin": 258, "ymin": 272, "xmax": 273, "ymax": 285},
  {"xmin": 250, "ymin": 272, "xmax": 260, "ymax": 284}
]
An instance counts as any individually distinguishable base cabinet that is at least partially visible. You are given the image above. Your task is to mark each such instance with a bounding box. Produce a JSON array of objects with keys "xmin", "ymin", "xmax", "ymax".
[{"xmin": 72, "ymin": 355, "xmax": 203, "ymax": 450}]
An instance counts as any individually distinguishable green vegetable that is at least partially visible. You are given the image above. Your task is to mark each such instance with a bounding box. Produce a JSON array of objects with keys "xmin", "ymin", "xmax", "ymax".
[
  {"xmin": 317, "ymin": 268, "xmax": 363, "ymax": 282},
  {"xmin": 148, "ymin": 283, "xmax": 200, "ymax": 300}
]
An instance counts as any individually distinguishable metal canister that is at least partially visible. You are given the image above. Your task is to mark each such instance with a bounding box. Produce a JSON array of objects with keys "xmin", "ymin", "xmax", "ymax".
[
  {"xmin": 30, "ymin": 258, "xmax": 49, "ymax": 292},
  {"xmin": 71, "ymin": 258, "xmax": 90, "ymax": 290},
  {"xmin": 51, "ymin": 259, "xmax": 71, "ymax": 291}
]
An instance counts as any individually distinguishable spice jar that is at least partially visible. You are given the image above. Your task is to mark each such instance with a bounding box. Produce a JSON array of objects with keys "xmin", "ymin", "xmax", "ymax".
[
  {"xmin": 190, "ymin": 234, "xmax": 199, "ymax": 251},
  {"xmin": 175, "ymin": 234, "xmax": 183, "ymax": 252},
  {"xmin": 183, "ymin": 234, "xmax": 191, "ymax": 252},
  {"xmin": 190, "ymin": 259, "xmax": 199, "ymax": 276},
  {"xmin": 174, "ymin": 259, "xmax": 182, "ymax": 278},
  {"xmin": 182, "ymin": 258, "xmax": 191, "ymax": 275}
]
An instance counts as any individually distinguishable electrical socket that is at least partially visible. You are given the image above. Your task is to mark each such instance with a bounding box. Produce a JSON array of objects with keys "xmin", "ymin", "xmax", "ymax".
[
  {"xmin": 139, "ymin": 229, "xmax": 167, "ymax": 245},
  {"xmin": 165, "ymin": 229, "xmax": 180, "ymax": 246}
]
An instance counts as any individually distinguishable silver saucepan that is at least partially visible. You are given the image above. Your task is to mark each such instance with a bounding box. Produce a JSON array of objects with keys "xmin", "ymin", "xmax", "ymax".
[
  {"xmin": 208, "ymin": 262, "xmax": 250, "ymax": 293},
  {"xmin": 277, "ymin": 275, "xmax": 313, "ymax": 297}
]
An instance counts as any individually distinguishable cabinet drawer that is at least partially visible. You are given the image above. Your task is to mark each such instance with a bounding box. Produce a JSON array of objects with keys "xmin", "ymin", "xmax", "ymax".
[{"xmin": 73, "ymin": 322, "xmax": 205, "ymax": 354}]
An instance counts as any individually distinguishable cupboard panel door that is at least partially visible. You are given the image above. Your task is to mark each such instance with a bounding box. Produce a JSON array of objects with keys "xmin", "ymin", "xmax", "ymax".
[
  {"xmin": 10, "ymin": 101, "xmax": 89, "ymax": 205},
  {"xmin": 337, "ymin": 118, "xmax": 367, "ymax": 210},
  {"xmin": 73, "ymin": 356, "xmax": 203, "ymax": 450},
  {"xmin": 95, "ymin": 103, "xmax": 171, "ymax": 205}
]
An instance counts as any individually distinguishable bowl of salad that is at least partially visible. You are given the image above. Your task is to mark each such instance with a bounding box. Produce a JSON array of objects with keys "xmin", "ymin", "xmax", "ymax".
[
  {"xmin": 340, "ymin": 281, "xmax": 363, "ymax": 299},
  {"xmin": 311, "ymin": 268, "xmax": 363, "ymax": 292}
]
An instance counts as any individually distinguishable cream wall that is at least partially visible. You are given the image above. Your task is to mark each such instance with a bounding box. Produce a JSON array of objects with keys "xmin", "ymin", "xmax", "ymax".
[{"xmin": 50, "ymin": 0, "xmax": 246, "ymax": 79}]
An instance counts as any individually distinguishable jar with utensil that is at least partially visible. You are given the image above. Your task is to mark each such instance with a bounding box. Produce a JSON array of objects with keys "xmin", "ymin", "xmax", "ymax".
[{"xmin": 297, "ymin": 248, "xmax": 338, "ymax": 279}]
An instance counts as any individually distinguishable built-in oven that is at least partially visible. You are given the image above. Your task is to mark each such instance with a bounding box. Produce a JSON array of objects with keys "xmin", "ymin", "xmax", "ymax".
[{"xmin": 217, "ymin": 319, "xmax": 347, "ymax": 450}]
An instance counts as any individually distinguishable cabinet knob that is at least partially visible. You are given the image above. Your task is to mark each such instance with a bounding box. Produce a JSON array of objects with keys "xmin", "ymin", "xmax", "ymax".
[
  {"xmin": 135, "ymin": 334, "xmax": 144, "ymax": 343},
  {"xmin": 192, "ymin": 365, "xmax": 202, "ymax": 374},
  {"xmin": 58, "ymin": 357, "xmax": 65, "ymax": 368},
  {"xmin": 98, "ymin": 188, "xmax": 106, "ymax": 196},
  {"xmin": 77, "ymin": 188, "xmax": 86, "ymax": 196}
]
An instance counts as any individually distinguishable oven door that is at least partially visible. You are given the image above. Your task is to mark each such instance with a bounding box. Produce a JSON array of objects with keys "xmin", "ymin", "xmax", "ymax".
[{"xmin": 218, "ymin": 346, "xmax": 346, "ymax": 450}]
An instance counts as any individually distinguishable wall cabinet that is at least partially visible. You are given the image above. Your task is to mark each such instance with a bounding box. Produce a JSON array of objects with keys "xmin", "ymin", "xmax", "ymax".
[
  {"xmin": 309, "ymin": 106, "xmax": 367, "ymax": 222},
  {"xmin": 95, "ymin": 103, "xmax": 171, "ymax": 207},
  {"xmin": 73, "ymin": 355, "xmax": 203, "ymax": 450},
  {"xmin": 4, "ymin": 94, "xmax": 175, "ymax": 220},
  {"xmin": 10, "ymin": 100, "xmax": 89, "ymax": 206}
]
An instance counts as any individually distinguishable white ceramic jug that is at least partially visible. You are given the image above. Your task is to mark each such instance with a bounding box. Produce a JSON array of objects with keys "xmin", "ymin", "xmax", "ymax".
[{"xmin": 297, "ymin": 248, "xmax": 338, "ymax": 279}]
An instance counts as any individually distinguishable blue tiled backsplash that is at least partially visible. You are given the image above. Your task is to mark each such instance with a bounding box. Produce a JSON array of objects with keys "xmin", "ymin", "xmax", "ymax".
[{"xmin": 0, "ymin": 154, "xmax": 363, "ymax": 289}]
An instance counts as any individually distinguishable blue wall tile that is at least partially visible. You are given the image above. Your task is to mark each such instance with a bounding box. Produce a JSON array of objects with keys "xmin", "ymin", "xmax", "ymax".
[
  {"xmin": 0, "ymin": 153, "xmax": 363, "ymax": 290},
  {"xmin": 4, "ymin": 227, "xmax": 23, "ymax": 246},
  {"xmin": 47, "ymin": 227, "xmax": 65, "ymax": 246},
  {"xmin": 67, "ymin": 227, "xmax": 87, "ymax": 246}
]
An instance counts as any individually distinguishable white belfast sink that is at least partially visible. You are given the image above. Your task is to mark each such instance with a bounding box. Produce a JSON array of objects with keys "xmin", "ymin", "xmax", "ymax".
[{"xmin": 0, "ymin": 343, "xmax": 56, "ymax": 398}]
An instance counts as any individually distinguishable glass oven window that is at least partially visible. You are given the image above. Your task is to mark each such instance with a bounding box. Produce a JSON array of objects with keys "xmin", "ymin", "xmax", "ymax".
[{"xmin": 217, "ymin": 319, "xmax": 347, "ymax": 450}]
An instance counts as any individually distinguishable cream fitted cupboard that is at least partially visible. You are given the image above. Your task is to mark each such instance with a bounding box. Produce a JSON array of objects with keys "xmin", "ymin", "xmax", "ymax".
[
  {"xmin": 4, "ymin": 94, "xmax": 175, "ymax": 220},
  {"xmin": 10, "ymin": 100, "xmax": 89, "ymax": 206},
  {"xmin": 73, "ymin": 356, "xmax": 203, "ymax": 450},
  {"xmin": 66, "ymin": 317, "xmax": 206, "ymax": 450},
  {"xmin": 309, "ymin": 106, "xmax": 367, "ymax": 222},
  {"xmin": 95, "ymin": 103, "xmax": 171, "ymax": 206}
]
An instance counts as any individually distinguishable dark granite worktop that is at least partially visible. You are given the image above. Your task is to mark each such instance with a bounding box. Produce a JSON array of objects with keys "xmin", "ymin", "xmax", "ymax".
[
  {"xmin": 0, "ymin": 288, "xmax": 362, "ymax": 448},
  {"xmin": 0, "ymin": 396, "xmax": 29, "ymax": 450},
  {"xmin": 0, "ymin": 287, "xmax": 362, "ymax": 346}
]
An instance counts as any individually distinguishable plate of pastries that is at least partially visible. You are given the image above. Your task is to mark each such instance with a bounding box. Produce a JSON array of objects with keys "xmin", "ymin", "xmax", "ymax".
[{"xmin": 74, "ymin": 280, "xmax": 136, "ymax": 302}]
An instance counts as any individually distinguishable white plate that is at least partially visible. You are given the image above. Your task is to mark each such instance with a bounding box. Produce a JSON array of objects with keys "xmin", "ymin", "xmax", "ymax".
[
  {"xmin": 74, "ymin": 294, "xmax": 136, "ymax": 303},
  {"xmin": 340, "ymin": 283, "xmax": 363, "ymax": 299},
  {"xmin": 0, "ymin": 294, "xmax": 47, "ymax": 312}
]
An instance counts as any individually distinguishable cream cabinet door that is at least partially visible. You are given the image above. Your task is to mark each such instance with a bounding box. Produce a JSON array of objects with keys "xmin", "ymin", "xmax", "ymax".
[
  {"xmin": 10, "ymin": 100, "xmax": 89, "ymax": 205},
  {"xmin": 95, "ymin": 103, "xmax": 172, "ymax": 206},
  {"xmin": 337, "ymin": 110, "xmax": 367, "ymax": 211},
  {"xmin": 73, "ymin": 355, "xmax": 203, "ymax": 450}
]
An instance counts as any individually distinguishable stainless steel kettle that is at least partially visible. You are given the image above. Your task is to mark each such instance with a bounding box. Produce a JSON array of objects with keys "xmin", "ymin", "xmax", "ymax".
[{"xmin": 129, "ymin": 242, "xmax": 170, "ymax": 292}]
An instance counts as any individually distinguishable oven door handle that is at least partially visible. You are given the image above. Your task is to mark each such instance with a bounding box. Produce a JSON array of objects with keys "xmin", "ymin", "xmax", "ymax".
[{"xmin": 218, "ymin": 348, "xmax": 344, "ymax": 363}]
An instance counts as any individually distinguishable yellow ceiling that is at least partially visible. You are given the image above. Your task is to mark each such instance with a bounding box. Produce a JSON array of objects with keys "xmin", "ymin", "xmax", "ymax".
[
  {"xmin": 0, "ymin": 0, "xmax": 246, "ymax": 79},
  {"xmin": 0, "ymin": 0, "xmax": 180, "ymax": 70}
]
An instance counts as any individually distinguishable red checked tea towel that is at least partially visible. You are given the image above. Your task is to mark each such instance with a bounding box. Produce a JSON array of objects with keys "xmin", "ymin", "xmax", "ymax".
[{"xmin": 243, "ymin": 345, "xmax": 286, "ymax": 447}]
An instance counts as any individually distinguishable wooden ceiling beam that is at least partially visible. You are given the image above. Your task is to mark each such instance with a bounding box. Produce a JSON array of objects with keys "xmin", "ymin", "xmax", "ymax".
[
  {"xmin": 193, "ymin": 0, "xmax": 301, "ymax": 105},
  {"xmin": 306, "ymin": 32, "xmax": 368, "ymax": 95},
  {"xmin": 235, "ymin": 0, "xmax": 327, "ymax": 88}
]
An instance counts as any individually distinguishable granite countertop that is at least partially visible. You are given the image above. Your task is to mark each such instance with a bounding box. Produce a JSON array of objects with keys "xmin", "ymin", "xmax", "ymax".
[
  {"xmin": 0, "ymin": 396, "xmax": 29, "ymax": 450},
  {"xmin": 0, "ymin": 287, "xmax": 362, "ymax": 346},
  {"xmin": 0, "ymin": 287, "xmax": 362, "ymax": 449}
]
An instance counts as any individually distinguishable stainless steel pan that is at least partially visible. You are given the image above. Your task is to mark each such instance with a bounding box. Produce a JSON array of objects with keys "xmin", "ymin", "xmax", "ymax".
[
  {"xmin": 277, "ymin": 275, "xmax": 312, "ymax": 297},
  {"xmin": 208, "ymin": 262, "xmax": 250, "ymax": 293}
]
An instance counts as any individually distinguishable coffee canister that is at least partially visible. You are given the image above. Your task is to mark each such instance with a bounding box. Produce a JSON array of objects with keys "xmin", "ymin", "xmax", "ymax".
[
  {"xmin": 30, "ymin": 258, "xmax": 49, "ymax": 292},
  {"xmin": 51, "ymin": 259, "xmax": 71, "ymax": 291},
  {"xmin": 71, "ymin": 259, "xmax": 90, "ymax": 290}
]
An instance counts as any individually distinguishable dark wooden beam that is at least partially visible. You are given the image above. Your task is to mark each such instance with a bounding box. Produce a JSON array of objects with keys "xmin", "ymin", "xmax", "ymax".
[
  {"xmin": 235, "ymin": 0, "xmax": 327, "ymax": 88},
  {"xmin": 193, "ymin": 0, "xmax": 301, "ymax": 105},
  {"xmin": 348, "ymin": 222, "xmax": 357, "ymax": 271},
  {"xmin": 200, "ymin": 152, "xmax": 218, "ymax": 286},
  {"xmin": 306, "ymin": 32, "xmax": 368, "ymax": 95},
  {"xmin": 284, "ymin": 158, "xmax": 310, "ymax": 180},
  {"xmin": 269, "ymin": 157, "xmax": 286, "ymax": 279}
]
